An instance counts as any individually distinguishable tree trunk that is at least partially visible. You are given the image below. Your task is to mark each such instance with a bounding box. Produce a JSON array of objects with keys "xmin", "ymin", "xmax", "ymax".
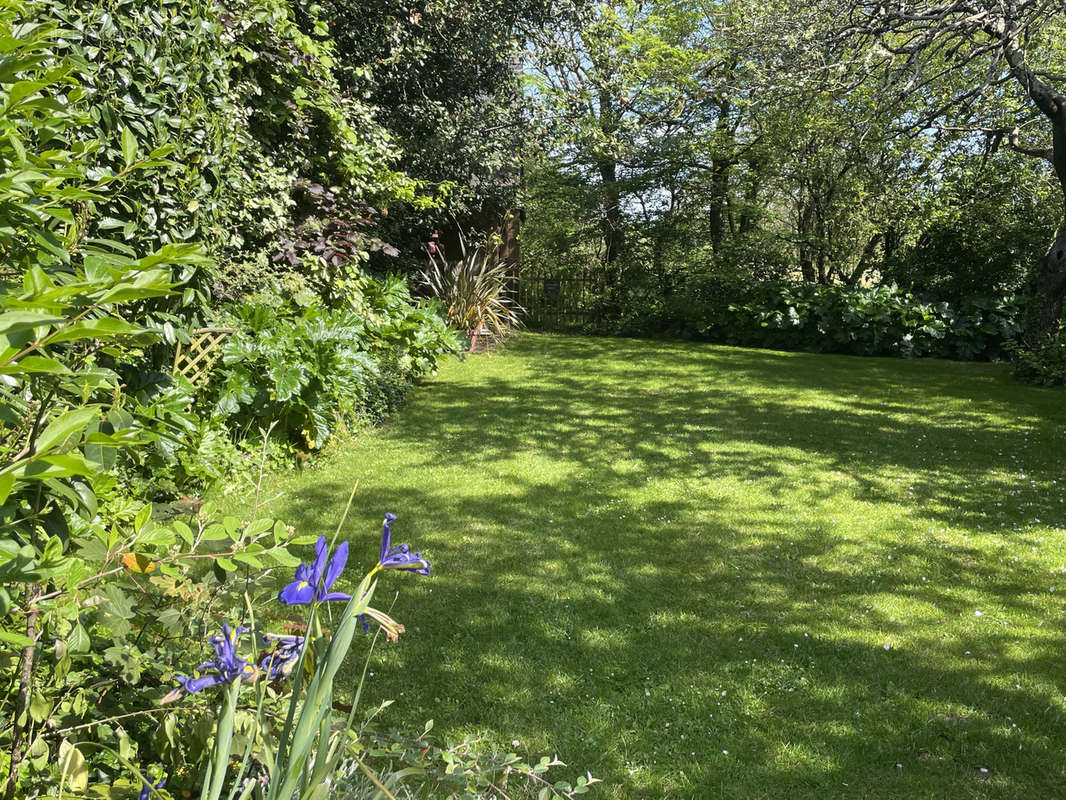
[
  {"xmin": 708, "ymin": 162, "xmax": 731, "ymax": 250},
  {"xmin": 596, "ymin": 90, "xmax": 623, "ymax": 269},
  {"xmin": 708, "ymin": 98, "xmax": 734, "ymax": 250},
  {"xmin": 1025, "ymin": 109, "xmax": 1066, "ymax": 336},
  {"xmin": 844, "ymin": 232, "xmax": 883, "ymax": 287},
  {"xmin": 597, "ymin": 158, "xmax": 623, "ymax": 268},
  {"xmin": 4, "ymin": 585, "xmax": 40, "ymax": 800},
  {"xmin": 1000, "ymin": 27, "xmax": 1066, "ymax": 336},
  {"xmin": 1029, "ymin": 220, "xmax": 1066, "ymax": 334},
  {"xmin": 739, "ymin": 160, "xmax": 761, "ymax": 235},
  {"xmin": 797, "ymin": 200, "xmax": 816, "ymax": 282}
]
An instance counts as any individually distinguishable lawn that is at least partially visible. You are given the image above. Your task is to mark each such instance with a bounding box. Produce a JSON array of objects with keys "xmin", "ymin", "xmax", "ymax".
[{"xmin": 218, "ymin": 333, "xmax": 1066, "ymax": 799}]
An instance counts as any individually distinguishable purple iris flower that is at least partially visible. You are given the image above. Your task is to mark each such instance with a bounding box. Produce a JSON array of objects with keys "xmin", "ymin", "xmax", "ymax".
[
  {"xmin": 378, "ymin": 513, "xmax": 430, "ymax": 575},
  {"xmin": 259, "ymin": 633, "xmax": 306, "ymax": 680},
  {"xmin": 138, "ymin": 775, "xmax": 166, "ymax": 800},
  {"xmin": 161, "ymin": 624, "xmax": 254, "ymax": 703},
  {"xmin": 278, "ymin": 535, "xmax": 351, "ymax": 605}
]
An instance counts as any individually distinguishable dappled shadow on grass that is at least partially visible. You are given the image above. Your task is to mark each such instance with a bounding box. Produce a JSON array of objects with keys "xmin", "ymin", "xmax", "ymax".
[
  {"xmin": 384, "ymin": 336, "xmax": 1065, "ymax": 534},
  {"xmin": 247, "ymin": 334, "xmax": 1066, "ymax": 799}
]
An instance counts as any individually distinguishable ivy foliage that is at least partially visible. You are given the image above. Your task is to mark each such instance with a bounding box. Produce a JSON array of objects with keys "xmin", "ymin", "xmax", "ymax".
[{"xmin": 36, "ymin": 0, "xmax": 415, "ymax": 304}]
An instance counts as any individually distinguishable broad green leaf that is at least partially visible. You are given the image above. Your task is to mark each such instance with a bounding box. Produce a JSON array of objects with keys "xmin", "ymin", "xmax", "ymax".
[
  {"xmin": 0, "ymin": 355, "xmax": 71, "ymax": 375},
  {"xmin": 222, "ymin": 516, "xmax": 241, "ymax": 541},
  {"xmin": 28, "ymin": 692, "xmax": 50, "ymax": 723},
  {"xmin": 48, "ymin": 318, "xmax": 150, "ymax": 343},
  {"xmin": 121, "ymin": 127, "xmax": 137, "ymax": 166},
  {"xmin": 0, "ymin": 310, "xmax": 65, "ymax": 335},
  {"xmin": 133, "ymin": 503, "xmax": 151, "ymax": 534},
  {"xmin": 0, "ymin": 628, "xmax": 32, "ymax": 647},
  {"xmin": 67, "ymin": 623, "xmax": 90, "ymax": 653},
  {"xmin": 173, "ymin": 520, "xmax": 194, "ymax": 545},
  {"xmin": 58, "ymin": 740, "xmax": 88, "ymax": 792},
  {"xmin": 245, "ymin": 518, "xmax": 274, "ymax": 537},
  {"xmin": 0, "ymin": 473, "xmax": 12, "ymax": 504},
  {"xmin": 118, "ymin": 732, "xmax": 133, "ymax": 760},
  {"xmin": 27, "ymin": 736, "xmax": 49, "ymax": 770},
  {"xmin": 34, "ymin": 407, "xmax": 99, "ymax": 453},
  {"xmin": 4, "ymin": 452, "xmax": 96, "ymax": 480},
  {"xmin": 5, "ymin": 79, "xmax": 45, "ymax": 110},
  {"xmin": 267, "ymin": 548, "xmax": 301, "ymax": 567}
]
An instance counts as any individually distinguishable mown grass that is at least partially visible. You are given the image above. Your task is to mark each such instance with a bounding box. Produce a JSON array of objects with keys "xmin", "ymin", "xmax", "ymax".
[{"xmin": 218, "ymin": 333, "xmax": 1066, "ymax": 799}]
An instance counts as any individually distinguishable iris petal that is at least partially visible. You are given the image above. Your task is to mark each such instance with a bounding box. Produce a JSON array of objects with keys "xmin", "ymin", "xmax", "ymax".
[
  {"xmin": 320, "ymin": 590, "xmax": 351, "ymax": 602},
  {"xmin": 311, "ymin": 536, "xmax": 328, "ymax": 584},
  {"xmin": 321, "ymin": 540, "xmax": 349, "ymax": 596},
  {"xmin": 379, "ymin": 513, "xmax": 397, "ymax": 563},
  {"xmin": 381, "ymin": 545, "xmax": 431, "ymax": 576},
  {"xmin": 279, "ymin": 580, "xmax": 315, "ymax": 605},
  {"xmin": 278, "ymin": 537, "xmax": 350, "ymax": 604},
  {"xmin": 177, "ymin": 674, "xmax": 227, "ymax": 694}
]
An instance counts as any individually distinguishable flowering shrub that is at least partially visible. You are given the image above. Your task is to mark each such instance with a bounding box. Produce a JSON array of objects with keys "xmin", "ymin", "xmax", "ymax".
[{"xmin": 28, "ymin": 508, "xmax": 595, "ymax": 800}]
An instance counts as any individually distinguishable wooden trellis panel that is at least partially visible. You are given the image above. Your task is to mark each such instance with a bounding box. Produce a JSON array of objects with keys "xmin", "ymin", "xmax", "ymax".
[{"xmin": 172, "ymin": 327, "xmax": 235, "ymax": 388}]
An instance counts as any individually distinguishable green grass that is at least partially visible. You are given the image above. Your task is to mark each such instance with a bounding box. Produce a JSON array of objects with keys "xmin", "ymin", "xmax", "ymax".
[{"xmin": 219, "ymin": 333, "xmax": 1066, "ymax": 799}]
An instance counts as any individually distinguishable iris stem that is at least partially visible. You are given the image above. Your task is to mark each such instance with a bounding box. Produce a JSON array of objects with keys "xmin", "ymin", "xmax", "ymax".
[{"xmin": 329, "ymin": 483, "xmax": 359, "ymax": 551}]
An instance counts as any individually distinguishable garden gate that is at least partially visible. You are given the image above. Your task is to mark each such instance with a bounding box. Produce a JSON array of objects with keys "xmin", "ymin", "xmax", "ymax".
[{"xmin": 514, "ymin": 270, "xmax": 604, "ymax": 331}]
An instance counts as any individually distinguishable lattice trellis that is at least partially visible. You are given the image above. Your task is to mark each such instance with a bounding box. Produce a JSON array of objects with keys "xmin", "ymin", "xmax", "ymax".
[{"xmin": 172, "ymin": 327, "xmax": 235, "ymax": 388}]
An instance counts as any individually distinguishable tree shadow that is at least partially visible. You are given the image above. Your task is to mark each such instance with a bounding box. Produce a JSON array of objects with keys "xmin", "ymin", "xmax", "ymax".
[{"xmin": 228, "ymin": 334, "xmax": 1066, "ymax": 799}]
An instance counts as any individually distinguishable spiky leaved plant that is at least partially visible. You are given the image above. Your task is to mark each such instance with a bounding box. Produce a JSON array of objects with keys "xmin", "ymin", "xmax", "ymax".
[{"xmin": 421, "ymin": 231, "xmax": 522, "ymax": 350}]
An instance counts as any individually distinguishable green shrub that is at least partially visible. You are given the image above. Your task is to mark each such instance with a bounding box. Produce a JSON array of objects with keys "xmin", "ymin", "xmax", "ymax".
[
  {"xmin": 658, "ymin": 280, "xmax": 1021, "ymax": 361},
  {"xmin": 213, "ymin": 304, "xmax": 381, "ymax": 450},
  {"xmin": 1011, "ymin": 327, "xmax": 1066, "ymax": 386},
  {"xmin": 211, "ymin": 282, "xmax": 460, "ymax": 452}
]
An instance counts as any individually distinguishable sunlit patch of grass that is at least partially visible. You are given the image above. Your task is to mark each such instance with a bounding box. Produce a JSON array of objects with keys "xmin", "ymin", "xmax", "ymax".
[{"xmin": 219, "ymin": 333, "xmax": 1066, "ymax": 799}]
